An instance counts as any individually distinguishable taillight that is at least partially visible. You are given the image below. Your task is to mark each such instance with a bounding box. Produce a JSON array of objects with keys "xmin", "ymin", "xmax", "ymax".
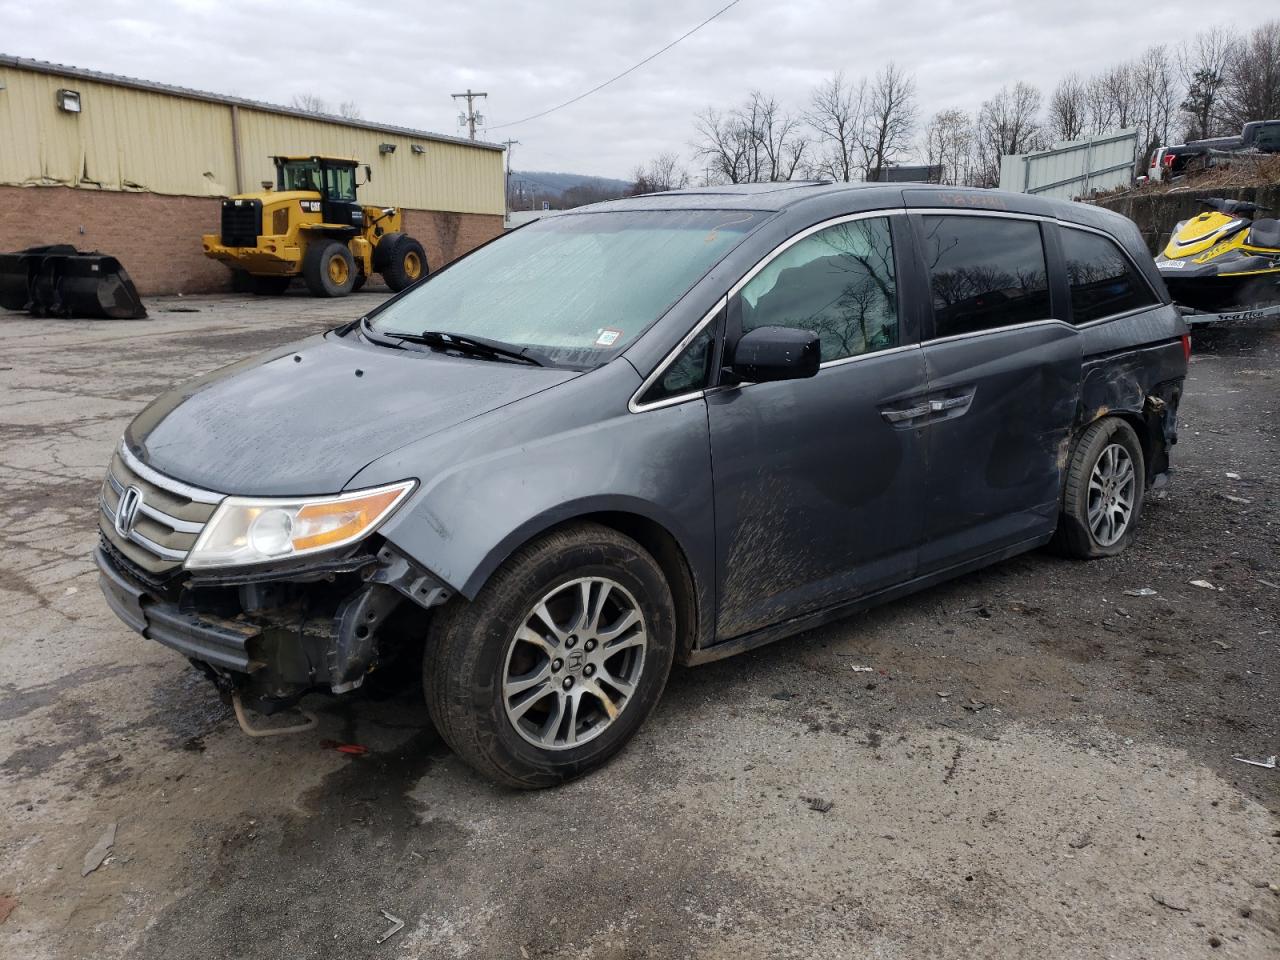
[{"xmin": 1181, "ymin": 334, "xmax": 1191, "ymax": 361}]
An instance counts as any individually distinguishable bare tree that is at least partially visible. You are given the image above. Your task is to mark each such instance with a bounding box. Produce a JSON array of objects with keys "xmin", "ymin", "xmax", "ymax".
[
  {"xmin": 1086, "ymin": 64, "xmax": 1137, "ymax": 134},
  {"xmin": 973, "ymin": 82, "xmax": 1044, "ymax": 187},
  {"xmin": 923, "ymin": 108, "xmax": 975, "ymax": 185},
  {"xmin": 1133, "ymin": 44, "xmax": 1178, "ymax": 151},
  {"xmin": 1048, "ymin": 74, "xmax": 1089, "ymax": 143},
  {"xmin": 1221, "ymin": 19, "xmax": 1280, "ymax": 130},
  {"xmin": 751, "ymin": 92, "xmax": 809, "ymax": 181},
  {"xmin": 1178, "ymin": 27, "xmax": 1237, "ymax": 140},
  {"xmin": 860, "ymin": 63, "xmax": 917, "ymax": 180},
  {"xmin": 630, "ymin": 152, "xmax": 690, "ymax": 195},
  {"xmin": 693, "ymin": 107, "xmax": 752, "ymax": 183},
  {"xmin": 693, "ymin": 92, "xmax": 808, "ymax": 183},
  {"xmin": 290, "ymin": 93, "xmax": 362, "ymax": 120},
  {"xmin": 807, "ymin": 71, "xmax": 866, "ymax": 181}
]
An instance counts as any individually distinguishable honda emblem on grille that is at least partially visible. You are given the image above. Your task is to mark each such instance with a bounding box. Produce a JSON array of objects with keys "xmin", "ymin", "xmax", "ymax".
[{"xmin": 114, "ymin": 485, "xmax": 144, "ymax": 538}]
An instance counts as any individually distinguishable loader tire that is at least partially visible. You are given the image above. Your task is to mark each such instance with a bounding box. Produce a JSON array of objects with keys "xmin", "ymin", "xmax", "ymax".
[
  {"xmin": 303, "ymin": 240, "xmax": 357, "ymax": 298},
  {"xmin": 378, "ymin": 234, "xmax": 427, "ymax": 292}
]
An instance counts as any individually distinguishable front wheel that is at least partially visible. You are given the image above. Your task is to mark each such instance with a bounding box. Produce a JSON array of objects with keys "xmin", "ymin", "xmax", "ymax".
[
  {"xmin": 424, "ymin": 523, "xmax": 676, "ymax": 788},
  {"xmin": 1052, "ymin": 417, "xmax": 1146, "ymax": 559},
  {"xmin": 376, "ymin": 233, "xmax": 427, "ymax": 292}
]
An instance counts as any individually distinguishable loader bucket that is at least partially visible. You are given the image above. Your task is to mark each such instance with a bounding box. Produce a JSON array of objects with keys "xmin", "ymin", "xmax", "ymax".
[{"xmin": 0, "ymin": 245, "xmax": 147, "ymax": 319}]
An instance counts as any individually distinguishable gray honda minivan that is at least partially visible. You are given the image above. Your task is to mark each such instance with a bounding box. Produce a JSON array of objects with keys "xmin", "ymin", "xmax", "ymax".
[{"xmin": 97, "ymin": 182, "xmax": 1188, "ymax": 787}]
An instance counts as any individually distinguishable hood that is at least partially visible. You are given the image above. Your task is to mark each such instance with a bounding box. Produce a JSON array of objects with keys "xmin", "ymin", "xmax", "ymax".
[
  {"xmin": 126, "ymin": 332, "xmax": 578, "ymax": 496},
  {"xmin": 234, "ymin": 190, "xmax": 317, "ymax": 205}
]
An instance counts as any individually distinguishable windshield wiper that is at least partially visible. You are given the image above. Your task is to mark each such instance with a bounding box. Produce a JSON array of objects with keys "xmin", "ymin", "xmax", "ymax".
[
  {"xmin": 359, "ymin": 319, "xmax": 549, "ymax": 367},
  {"xmin": 413, "ymin": 330, "xmax": 548, "ymax": 366}
]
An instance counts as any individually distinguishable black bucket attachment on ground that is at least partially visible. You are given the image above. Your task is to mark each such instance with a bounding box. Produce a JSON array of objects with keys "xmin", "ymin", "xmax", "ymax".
[{"xmin": 0, "ymin": 245, "xmax": 147, "ymax": 319}]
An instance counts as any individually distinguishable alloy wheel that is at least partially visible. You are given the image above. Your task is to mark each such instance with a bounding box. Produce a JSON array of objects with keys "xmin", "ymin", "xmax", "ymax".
[
  {"xmin": 1087, "ymin": 442, "xmax": 1136, "ymax": 547},
  {"xmin": 502, "ymin": 576, "xmax": 647, "ymax": 750}
]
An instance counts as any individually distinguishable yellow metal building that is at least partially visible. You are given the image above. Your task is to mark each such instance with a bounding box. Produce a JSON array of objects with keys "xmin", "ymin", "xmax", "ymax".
[{"xmin": 0, "ymin": 55, "xmax": 506, "ymax": 294}]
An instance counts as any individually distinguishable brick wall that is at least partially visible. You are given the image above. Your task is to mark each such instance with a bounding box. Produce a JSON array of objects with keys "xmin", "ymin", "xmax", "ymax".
[{"xmin": 0, "ymin": 185, "xmax": 504, "ymax": 295}]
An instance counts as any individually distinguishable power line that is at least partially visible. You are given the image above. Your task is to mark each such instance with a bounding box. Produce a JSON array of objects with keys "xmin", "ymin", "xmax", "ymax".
[{"xmin": 488, "ymin": 0, "xmax": 742, "ymax": 130}]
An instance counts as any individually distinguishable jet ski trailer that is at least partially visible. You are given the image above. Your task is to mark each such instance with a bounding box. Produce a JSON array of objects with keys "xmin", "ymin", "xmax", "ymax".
[{"xmin": 0, "ymin": 245, "xmax": 147, "ymax": 319}]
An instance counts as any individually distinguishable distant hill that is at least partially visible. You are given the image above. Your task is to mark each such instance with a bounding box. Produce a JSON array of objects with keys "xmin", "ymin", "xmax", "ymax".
[{"xmin": 510, "ymin": 170, "xmax": 634, "ymax": 198}]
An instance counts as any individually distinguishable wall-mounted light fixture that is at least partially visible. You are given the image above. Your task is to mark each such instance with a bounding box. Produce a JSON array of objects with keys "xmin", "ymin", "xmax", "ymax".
[
  {"xmin": 56, "ymin": 88, "xmax": 82, "ymax": 113},
  {"xmin": 410, "ymin": 144, "xmax": 426, "ymax": 155},
  {"xmin": 378, "ymin": 143, "xmax": 396, "ymax": 155}
]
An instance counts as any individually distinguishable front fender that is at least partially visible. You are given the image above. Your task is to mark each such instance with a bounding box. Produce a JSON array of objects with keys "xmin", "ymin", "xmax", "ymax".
[{"xmin": 349, "ymin": 361, "xmax": 716, "ymax": 611}]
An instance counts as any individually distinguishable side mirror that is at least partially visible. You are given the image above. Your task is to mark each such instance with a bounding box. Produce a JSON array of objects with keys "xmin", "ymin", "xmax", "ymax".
[
  {"xmin": 364, "ymin": 165, "xmax": 373, "ymax": 183},
  {"xmin": 729, "ymin": 326, "xmax": 821, "ymax": 383}
]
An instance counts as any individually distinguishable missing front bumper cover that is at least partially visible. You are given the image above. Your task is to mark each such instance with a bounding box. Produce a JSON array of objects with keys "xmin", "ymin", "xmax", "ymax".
[{"xmin": 96, "ymin": 541, "xmax": 451, "ymax": 702}]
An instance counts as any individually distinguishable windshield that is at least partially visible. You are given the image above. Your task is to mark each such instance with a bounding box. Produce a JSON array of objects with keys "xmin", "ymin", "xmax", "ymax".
[
  {"xmin": 368, "ymin": 209, "xmax": 761, "ymax": 367},
  {"xmin": 278, "ymin": 161, "xmax": 323, "ymax": 193}
]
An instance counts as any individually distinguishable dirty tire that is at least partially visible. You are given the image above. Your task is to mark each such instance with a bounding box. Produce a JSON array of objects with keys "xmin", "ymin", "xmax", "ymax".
[
  {"xmin": 1052, "ymin": 417, "xmax": 1145, "ymax": 559},
  {"xmin": 377, "ymin": 234, "xmax": 427, "ymax": 292},
  {"xmin": 249, "ymin": 275, "xmax": 291, "ymax": 295},
  {"xmin": 302, "ymin": 240, "xmax": 356, "ymax": 297},
  {"xmin": 424, "ymin": 522, "xmax": 676, "ymax": 789}
]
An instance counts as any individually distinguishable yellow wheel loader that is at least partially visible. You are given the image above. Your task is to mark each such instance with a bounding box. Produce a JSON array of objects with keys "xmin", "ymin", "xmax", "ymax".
[{"xmin": 202, "ymin": 155, "xmax": 427, "ymax": 297}]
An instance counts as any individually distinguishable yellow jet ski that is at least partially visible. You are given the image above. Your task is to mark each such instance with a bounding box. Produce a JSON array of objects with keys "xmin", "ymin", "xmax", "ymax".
[{"xmin": 1156, "ymin": 198, "xmax": 1280, "ymax": 312}]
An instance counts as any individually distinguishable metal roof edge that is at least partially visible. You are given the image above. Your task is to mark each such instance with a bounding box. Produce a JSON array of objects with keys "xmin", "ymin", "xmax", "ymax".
[{"xmin": 0, "ymin": 53, "xmax": 505, "ymax": 152}]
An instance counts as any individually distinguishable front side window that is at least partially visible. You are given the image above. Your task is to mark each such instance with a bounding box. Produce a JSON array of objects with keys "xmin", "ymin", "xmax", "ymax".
[
  {"xmin": 920, "ymin": 215, "xmax": 1049, "ymax": 338},
  {"xmin": 1061, "ymin": 227, "xmax": 1157, "ymax": 324},
  {"xmin": 369, "ymin": 210, "xmax": 761, "ymax": 368},
  {"xmin": 325, "ymin": 165, "xmax": 356, "ymax": 202},
  {"xmin": 639, "ymin": 326, "xmax": 715, "ymax": 406},
  {"xmin": 737, "ymin": 217, "xmax": 898, "ymax": 363}
]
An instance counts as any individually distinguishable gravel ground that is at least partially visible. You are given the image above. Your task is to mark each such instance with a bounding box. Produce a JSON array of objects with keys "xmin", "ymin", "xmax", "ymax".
[{"xmin": 0, "ymin": 294, "xmax": 1276, "ymax": 960}]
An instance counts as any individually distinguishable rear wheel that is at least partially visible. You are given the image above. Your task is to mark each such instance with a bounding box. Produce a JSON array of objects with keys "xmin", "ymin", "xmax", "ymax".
[
  {"xmin": 377, "ymin": 234, "xmax": 427, "ymax": 292},
  {"xmin": 423, "ymin": 523, "xmax": 676, "ymax": 788},
  {"xmin": 1052, "ymin": 418, "xmax": 1145, "ymax": 559},
  {"xmin": 302, "ymin": 240, "xmax": 356, "ymax": 297}
]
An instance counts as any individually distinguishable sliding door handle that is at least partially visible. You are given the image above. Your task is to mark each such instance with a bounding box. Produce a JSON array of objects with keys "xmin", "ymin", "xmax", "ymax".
[
  {"xmin": 881, "ymin": 403, "xmax": 931, "ymax": 423},
  {"xmin": 929, "ymin": 395, "xmax": 972, "ymax": 413}
]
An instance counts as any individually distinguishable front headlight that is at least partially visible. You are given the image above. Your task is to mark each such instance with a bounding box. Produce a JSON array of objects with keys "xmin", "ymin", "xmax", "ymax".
[{"xmin": 185, "ymin": 480, "xmax": 415, "ymax": 569}]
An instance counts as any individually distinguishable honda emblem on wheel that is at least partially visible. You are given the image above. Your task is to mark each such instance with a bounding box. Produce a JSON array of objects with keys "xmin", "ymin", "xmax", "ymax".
[{"xmin": 114, "ymin": 485, "xmax": 144, "ymax": 538}]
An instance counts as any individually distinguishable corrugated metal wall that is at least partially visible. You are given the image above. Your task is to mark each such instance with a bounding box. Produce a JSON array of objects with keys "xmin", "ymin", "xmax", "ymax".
[
  {"xmin": 0, "ymin": 64, "xmax": 504, "ymax": 215},
  {"xmin": 998, "ymin": 130, "xmax": 1140, "ymax": 201},
  {"xmin": 0, "ymin": 69, "xmax": 238, "ymax": 195},
  {"xmin": 236, "ymin": 110, "xmax": 503, "ymax": 214}
]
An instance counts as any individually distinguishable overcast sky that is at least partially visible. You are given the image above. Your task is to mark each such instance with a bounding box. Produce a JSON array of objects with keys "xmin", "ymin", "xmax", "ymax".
[{"xmin": 3, "ymin": 1, "xmax": 1276, "ymax": 179}]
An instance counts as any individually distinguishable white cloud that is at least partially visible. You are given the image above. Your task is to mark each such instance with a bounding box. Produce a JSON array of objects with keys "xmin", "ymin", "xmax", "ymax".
[{"xmin": 3, "ymin": 0, "xmax": 1276, "ymax": 177}]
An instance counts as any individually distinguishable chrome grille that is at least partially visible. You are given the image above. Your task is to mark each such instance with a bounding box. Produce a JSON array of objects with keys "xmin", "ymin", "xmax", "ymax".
[{"xmin": 98, "ymin": 445, "xmax": 222, "ymax": 576}]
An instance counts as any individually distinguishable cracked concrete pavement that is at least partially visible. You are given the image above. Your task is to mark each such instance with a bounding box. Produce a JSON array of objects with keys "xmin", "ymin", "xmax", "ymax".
[{"xmin": 0, "ymin": 294, "xmax": 1277, "ymax": 959}]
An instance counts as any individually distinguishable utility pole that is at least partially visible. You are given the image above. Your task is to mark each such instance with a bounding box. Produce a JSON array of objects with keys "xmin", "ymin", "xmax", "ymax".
[
  {"xmin": 501, "ymin": 139, "xmax": 519, "ymax": 222},
  {"xmin": 451, "ymin": 89, "xmax": 488, "ymax": 140}
]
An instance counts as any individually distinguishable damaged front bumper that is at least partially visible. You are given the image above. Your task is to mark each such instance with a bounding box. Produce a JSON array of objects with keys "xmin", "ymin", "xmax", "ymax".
[{"xmin": 95, "ymin": 537, "xmax": 452, "ymax": 710}]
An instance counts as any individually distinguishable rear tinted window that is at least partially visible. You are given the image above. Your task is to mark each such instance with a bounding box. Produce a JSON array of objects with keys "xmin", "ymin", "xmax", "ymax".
[
  {"xmin": 1061, "ymin": 228, "xmax": 1157, "ymax": 324},
  {"xmin": 920, "ymin": 216, "xmax": 1049, "ymax": 338}
]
